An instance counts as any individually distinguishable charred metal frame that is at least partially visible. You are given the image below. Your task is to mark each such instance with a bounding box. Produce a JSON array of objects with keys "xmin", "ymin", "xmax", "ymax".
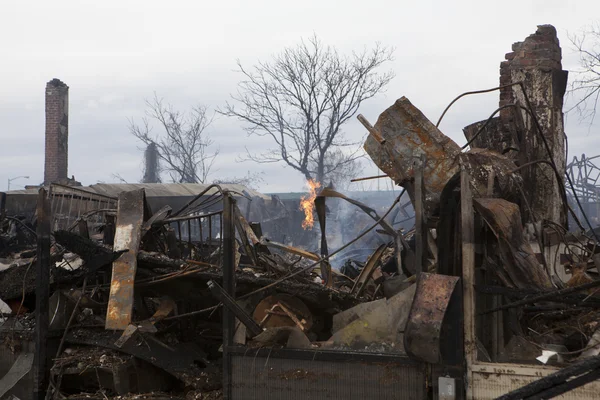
[
  {"xmin": 566, "ymin": 154, "xmax": 600, "ymax": 225},
  {"xmin": 165, "ymin": 211, "xmax": 223, "ymax": 253}
]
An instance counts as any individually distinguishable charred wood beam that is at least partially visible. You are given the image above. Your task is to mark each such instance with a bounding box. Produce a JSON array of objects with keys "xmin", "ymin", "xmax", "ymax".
[{"xmin": 207, "ymin": 280, "xmax": 262, "ymax": 337}]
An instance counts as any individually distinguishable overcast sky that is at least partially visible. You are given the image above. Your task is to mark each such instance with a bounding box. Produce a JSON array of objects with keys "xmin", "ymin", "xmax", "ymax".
[{"xmin": 1, "ymin": 1, "xmax": 599, "ymax": 193}]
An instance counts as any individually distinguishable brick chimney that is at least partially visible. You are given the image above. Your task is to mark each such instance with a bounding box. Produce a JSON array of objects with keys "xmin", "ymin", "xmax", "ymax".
[{"xmin": 44, "ymin": 78, "xmax": 69, "ymax": 185}]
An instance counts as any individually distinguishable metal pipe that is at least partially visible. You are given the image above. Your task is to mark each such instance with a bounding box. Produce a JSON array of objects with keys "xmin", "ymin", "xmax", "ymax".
[
  {"xmin": 357, "ymin": 114, "xmax": 386, "ymax": 144},
  {"xmin": 350, "ymin": 174, "xmax": 389, "ymax": 183}
]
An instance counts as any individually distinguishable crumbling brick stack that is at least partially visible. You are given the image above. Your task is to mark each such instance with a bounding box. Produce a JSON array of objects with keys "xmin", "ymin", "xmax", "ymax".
[
  {"xmin": 465, "ymin": 25, "xmax": 568, "ymax": 227},
  {"xmin": 44, "ymin": 78, "xmax": 69, "ymax": 185},
  {"xmin": 500, "ymin": 25, "xmax": 563, "ymax": 110}
]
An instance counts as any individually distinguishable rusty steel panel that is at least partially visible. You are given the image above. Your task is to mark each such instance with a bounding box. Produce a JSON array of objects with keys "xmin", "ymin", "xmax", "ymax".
[
  {"xmin": 404, "ymin": 272, "xmax": 460, "ymax": 364},
  {"xmin": 231, "ymin": 355, "xmax": 426, "ymax": 400},
  {"xmin": 105, "ymin": 189, "xmax": 146, "ymax": 330},
  {"xmin": 363, "ymin": 97, "xmax": 461, "ymax": 216}
]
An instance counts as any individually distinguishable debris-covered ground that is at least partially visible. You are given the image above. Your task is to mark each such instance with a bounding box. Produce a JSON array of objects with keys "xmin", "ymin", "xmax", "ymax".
[{"xmin": 3, "ymin": 24, "xmax": 600, "ymax": 400}]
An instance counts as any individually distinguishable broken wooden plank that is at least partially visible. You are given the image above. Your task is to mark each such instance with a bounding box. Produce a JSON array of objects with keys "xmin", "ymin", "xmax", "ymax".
[{"xmin": 105, "ymin": 189, "xmax": 146, "ymax": 330}]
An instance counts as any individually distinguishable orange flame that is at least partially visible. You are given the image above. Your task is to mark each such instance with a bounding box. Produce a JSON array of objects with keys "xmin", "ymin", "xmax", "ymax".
[{"xmin": 300, "ymin": 179, "xmax": 321, "ymax": 230}]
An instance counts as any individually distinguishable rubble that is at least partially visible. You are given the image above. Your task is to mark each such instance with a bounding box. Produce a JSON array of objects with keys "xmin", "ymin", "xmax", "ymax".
[{"xmin": 3, "ymin": 23, "xmax": 600, "ymax": 400}]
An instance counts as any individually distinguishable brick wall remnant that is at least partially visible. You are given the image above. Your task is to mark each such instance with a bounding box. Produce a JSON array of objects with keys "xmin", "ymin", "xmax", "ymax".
[
  {"xmin": 44, "ymin": 78, "xmax": 69, "ymax": 185},
  {"xmin": 463, "ymin": 25, "xmax": 568, "ymax": 227}
]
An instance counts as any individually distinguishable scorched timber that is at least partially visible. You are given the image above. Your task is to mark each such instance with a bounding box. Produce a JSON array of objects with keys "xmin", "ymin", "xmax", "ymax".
[{"xmin": 137, "ymin": 251, "xmax": 359, "ymax": 311}]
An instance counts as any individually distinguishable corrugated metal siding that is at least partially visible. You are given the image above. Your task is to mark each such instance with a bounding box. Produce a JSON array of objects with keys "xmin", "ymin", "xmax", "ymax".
[
  {"xmin": 4, "ymin": 183, "xmax": 269, "ymax": 200},
  {"xmin": 231, "ymin": 355, "xmax": 426, "ymax": 400},
  {"xmin": 88, "ymin": 183, "xmax": 269, "ymax": 200}
]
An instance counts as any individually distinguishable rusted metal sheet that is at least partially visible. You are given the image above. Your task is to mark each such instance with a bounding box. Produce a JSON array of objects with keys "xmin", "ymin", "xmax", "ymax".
[
  {"xmin": 105, "ymin": 189, "xmax": 146, "ymax": 330},
  {"xmin": 404, "ymin": 272, "xmax": 460, "ymax": 364},
  {"xmin": 363, "ymin": 97, "xmax": 461, "ymax": 216}
]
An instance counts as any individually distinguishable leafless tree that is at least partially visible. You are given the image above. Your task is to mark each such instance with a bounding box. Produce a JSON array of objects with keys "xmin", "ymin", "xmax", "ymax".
[
  {"xmin": 569, "ymin": 24, "xmax": 600, "ymax": 124},
  {"xmin": 130, "ymin": 94, "xmax": 218, "ymax": 183},
  {"xmin": 314, "ymin": 149, "xmax": 363, "ymax": 190},
  {"xmin": 222, "ymin": 35, "xmax": 394, "ymax": 185}
]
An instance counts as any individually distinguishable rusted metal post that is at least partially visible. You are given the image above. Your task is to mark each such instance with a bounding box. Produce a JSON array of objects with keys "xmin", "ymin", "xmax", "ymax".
[
  {"xmin": 222, "ymin": 192, "xmax": 236, "ymax": 400},
  {"xmin": 34, "ymin": 188, "xmax": 51, "ymax": 400},
  {"xmin": 414, "ymin": 154, "xmax": 426, "ymax": 275},
  {"xmin": 105, "ymin": 189, "xmax": 145, "ymax": 330}
]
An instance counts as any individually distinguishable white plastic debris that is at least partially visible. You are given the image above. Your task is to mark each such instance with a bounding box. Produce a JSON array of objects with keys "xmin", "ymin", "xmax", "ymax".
[
  {"xmin": 0, "ymin": 298, "xmax": 12, "ymax": 315},
  {"xmin": 537, "ymin": 350, "xmax": 560, "ymax": 364}
]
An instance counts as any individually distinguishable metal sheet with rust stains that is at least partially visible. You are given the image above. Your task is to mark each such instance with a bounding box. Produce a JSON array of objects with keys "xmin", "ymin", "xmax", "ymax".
[
  {"xmin": 404, "ymin": 272, "xmax": 460, "ymax": 364},
  {"xmin": 105, "ymin": 189, "xmax": 146, "ymax": 330},
  {"xmin": 363, "ymin": 97, "xmax": 461, "ymax": 216}
]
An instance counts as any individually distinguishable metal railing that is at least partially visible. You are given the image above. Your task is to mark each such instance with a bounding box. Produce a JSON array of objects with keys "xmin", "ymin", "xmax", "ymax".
[{"xmin": 48, "ymin": 184, "xmax": 117, "ymax": 231}]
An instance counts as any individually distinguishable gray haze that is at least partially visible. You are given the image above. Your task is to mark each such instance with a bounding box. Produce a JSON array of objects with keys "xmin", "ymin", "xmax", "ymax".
[{"xmin": 1, "ymin": 1, "xmax": 599, "ymax": 193}]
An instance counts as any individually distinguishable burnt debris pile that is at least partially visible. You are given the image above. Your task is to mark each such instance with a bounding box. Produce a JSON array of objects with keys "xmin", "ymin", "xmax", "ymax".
[{"xmin": 3, "ymin": 24, "xmax": 600, "ymax": 400}]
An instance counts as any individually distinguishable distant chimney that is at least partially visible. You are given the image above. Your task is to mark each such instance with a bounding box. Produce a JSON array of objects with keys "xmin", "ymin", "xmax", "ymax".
[{"xmin": 44, "ymin": 78, "xmax": 69, "ymax": 185}]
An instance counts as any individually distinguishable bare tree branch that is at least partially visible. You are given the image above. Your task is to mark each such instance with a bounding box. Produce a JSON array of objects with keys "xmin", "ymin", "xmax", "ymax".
[
  {"xmin": 129, "ymin": 94, "xmax": 219, "ymax": 183},
  {"xmin": 220, "ymin": 35, "xmax": 394, "ymax": 185},
  {"xmin": 568, "ymin": 23, "xmax": 600, "ymax": 126}
]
